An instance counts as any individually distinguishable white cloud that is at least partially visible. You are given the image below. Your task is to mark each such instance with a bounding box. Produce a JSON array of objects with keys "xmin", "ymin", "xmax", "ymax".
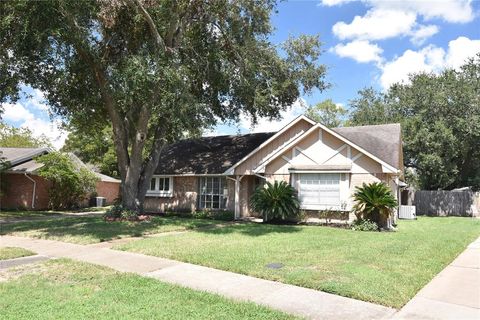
[
  {"xmin": 320, "ymin": 0, "xmax": 354, "ymax": 6},
  {"xmin": 379, "ymin": 36, "xmax": 480, "ymax": 90},
  {"xmin": 410, "ymin": 25, "xmax": 439, "ymax": 45},
  {"xmin": 372, "ymin": 0, "xmax": 475, "ymax": 24},
  {"xmin": 21, "ymin": 117, "xmax": 67, "ymax": 149},
  {"xmin": 239, "ymin": 99, "xmax": 307, "ymax": 133},
  {"xmin": 445, "ymin": 36, "xmax": 480, "ymax": 68},
  {"xmin": 330, "ymin": 0, "xmax": 474, "ymax": 49},
  {"xmin": 28, "ymin": 89, "xmax": 49, "ymax": 111},
  {"xmin": 333, "ymin": 9, "xmax": 417, "ymax": 41},
  {"xmin": 332, "ymin": 40, "xmax": 383, "ymax": 63},
  {"xmin": 2, "ymin": 103, "xmax": 35, "ymax": 122},
  {"xmin": 2, "ymin": 101, "xmax": 67, "ymax": 149}
]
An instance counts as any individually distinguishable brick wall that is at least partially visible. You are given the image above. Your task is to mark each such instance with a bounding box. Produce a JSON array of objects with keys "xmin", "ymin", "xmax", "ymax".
[
  {"xmin": 144, "ymin": 176, "xmax": 198, "ymax": 213},
  {"xmin": 0, "ymin": 173, "xmax": 51, "ymax": 210},
  {"xmin": 95, "ymin": 181, "xmax": 120, "ymax": 205}
]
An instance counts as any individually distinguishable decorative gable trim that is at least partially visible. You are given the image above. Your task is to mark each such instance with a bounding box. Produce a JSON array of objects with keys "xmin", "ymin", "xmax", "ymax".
[{"xmin": 223, "ymin": 115, "xmax": 316, "ymax": 175}]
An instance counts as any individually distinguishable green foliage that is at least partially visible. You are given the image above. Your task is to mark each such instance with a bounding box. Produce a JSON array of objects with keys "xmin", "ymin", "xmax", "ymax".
[
  {"xmin": 192, "ymin": 210, "xmax": 234, "ymax": 221},
  {"xmin": 347, "ymin": 87, "xmax": 393, "ymax": 126},
  {"xmin": 250, "ymin": 181, "xmax": 300, "ymax": 222},
  {"xmin": 352, "ymin": 182, "xmax": 397, "ymax": 228},
  {"xmin": 305, "ymin": 99, "xmax": 347, "ymax": 127},
  {"xmin": 0, "ymin": 0, "xmax": 328, "ymax": 210},
  {"xmin": 37, "ymin": 152, "xmax": 98, "ymax": 210},
  {"xmin": 103, "ymin": 204, "xmax": 124, "ymax": 219},
  {"xmin": 348, "ymin": 55, "xmax": 480, "ymax": 190},
  {"xmin": 0, "ymin": 122, "xmax": 51, "ymax": 148},
  {"xmin": 351, "ymin": 219, "xmax": 379, "ymax": 232},
  {"xmin": 62, "ymin": 126, "xmax": 118, "ymax": 178}
]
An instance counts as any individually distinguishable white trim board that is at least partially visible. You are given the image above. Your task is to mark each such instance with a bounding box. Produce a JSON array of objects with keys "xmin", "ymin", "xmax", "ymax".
[
  {"xmin": 223, "ymin": 115, "xmax": 316, "ymax": 175},
  {"xmin": 254, "ymin": 124, "xmax": 399, "ymax": 174}
]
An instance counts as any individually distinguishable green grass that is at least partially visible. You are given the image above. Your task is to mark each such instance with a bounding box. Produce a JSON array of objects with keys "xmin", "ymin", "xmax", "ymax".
[
  {"xmin": 116, "ymin": 217, "xmax": 480, "ymax": 308},
  {"xmin": 0, "ymin": 206, "xmax": 110, "ymax": 219},
  {"xmin": 0, "ymin": 216, "xmax": 222, "ymax": 244},
  {"xmin": 0, "ymin": 247, "xmax": 35, "ymax": 260},
  {"xmin": 0, "ymin": 259, "xmax": 295, "ymax": 320}
]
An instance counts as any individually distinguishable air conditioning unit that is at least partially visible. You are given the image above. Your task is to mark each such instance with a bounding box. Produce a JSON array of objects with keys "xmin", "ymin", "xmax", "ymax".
[
  {"xmin": 399, "ymin": 205, "xmax": 416, "ymax": 220},
  {"xmin": 95, "ymin": 197, "xmax": 107, "ymax": 207}
]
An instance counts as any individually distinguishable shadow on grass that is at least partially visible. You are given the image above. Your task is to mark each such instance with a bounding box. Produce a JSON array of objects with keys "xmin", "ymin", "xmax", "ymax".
[
  {"xmin": 0, "ymin": 216, "xmax": 219, "ymax": 243},
  {"xmin": 194, "ymin": 222, "xmax": 303, "ymax": 237}
]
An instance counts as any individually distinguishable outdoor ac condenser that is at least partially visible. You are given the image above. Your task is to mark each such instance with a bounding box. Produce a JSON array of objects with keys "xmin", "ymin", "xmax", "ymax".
[{"xmin": 399, "ymin": 205, "xmax": 416, "ymax": 219}]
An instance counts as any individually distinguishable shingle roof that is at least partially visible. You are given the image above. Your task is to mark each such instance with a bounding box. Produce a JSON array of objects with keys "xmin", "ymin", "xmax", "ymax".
[
  {"xmin": 332, "ymin": 123, "xmax": 402, "ymax": 169},
  {"xmin": 155, "ymin": 123, "xmax": 402, "ymax": 175},
  {"xmin": 0, "ymin": 147, "xmax": 50, "ymax": 166},
  {"xmin": 155, "ymin": 132, "xmax": 276, "ymax": 174}
]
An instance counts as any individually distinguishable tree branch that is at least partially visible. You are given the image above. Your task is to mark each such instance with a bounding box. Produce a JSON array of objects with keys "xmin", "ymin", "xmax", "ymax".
[
  {"xmin": 59, "ymin": 6, "xmax": 130, "ymax": 180},
  {"xmin": 128, "ymin": 0, "xmax": 167, "ymax": 53}
]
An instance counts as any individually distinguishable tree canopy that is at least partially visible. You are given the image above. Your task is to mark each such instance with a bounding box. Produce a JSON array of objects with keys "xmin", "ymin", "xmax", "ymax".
[
  {"xmin": 0, "ymin": 122, "xmax": 52, "ymax": 148},
  {"xmin": 62, "ymin": 126, "xmax": 118, "ymax": 178},
  {"xmin": 0, "ymin": 0, "xmax": 328, "ymax": 210},
  {"xmin": 305, "ymin": 99, "xmax": 347, "ymax": 127},
  {"xmin": 349, "ymin": 54, "xmax": 480, "ymax": 190}
]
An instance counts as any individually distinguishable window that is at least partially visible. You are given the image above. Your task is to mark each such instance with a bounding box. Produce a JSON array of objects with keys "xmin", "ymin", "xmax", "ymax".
[
  {"xmin": 147, "ymin": 176, "xmax": 173, "ymax": 197},
  {"xmin": 296, "ymin": 173, "xmax": 341, "ymax": 209},
  {"xmin": 198, "ymin": 177, "xmax": 227, "ymax": 209}
]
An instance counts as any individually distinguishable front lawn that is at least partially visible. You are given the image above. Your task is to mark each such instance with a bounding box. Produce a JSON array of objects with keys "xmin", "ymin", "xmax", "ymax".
[
  {"xmin": 0, "ymin": 259, "xmax": 294, "ymax": 320},
  {"xmin": 0, "ymin": 206, "xmax": 110, "ymax": 219},
  {"xmin": 0, "ymin": 247, "xmax": 35, "ymax": 260},
  {"xmin": 0, "ymin": 216, "xmax": 222, "ymax": 244},
  {"xmin": 116, "ymin": 217, "xmax": 480, "ymax": 308}
]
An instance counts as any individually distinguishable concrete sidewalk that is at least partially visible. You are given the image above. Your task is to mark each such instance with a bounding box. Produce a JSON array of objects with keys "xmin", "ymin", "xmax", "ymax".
[
  {"xmin": 0, "ymin": 235, "xmax": 394, "ymax": 320},
  {"xmin": 394, "ymin": 237, "xmax": 480, "ymax": 320}
]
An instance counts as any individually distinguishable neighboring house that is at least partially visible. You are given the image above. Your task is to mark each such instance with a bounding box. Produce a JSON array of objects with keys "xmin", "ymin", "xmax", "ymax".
[
  {"xmin": 145, "ymin": 115, "xmax": 404, "ymax": 222},
  {"xmin": 0, "ymin": 147, "xmax": 120, "ymax": 210}
]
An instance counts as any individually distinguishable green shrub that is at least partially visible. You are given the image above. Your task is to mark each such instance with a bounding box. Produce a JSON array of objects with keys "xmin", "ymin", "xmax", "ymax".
[
  {"xmin": 192, "ymin": 210, "xmax": 210, "ymax": 219},
  {"xmin": 352, "ymin": 182, "xmax": 398, "ymax": 229},
  {"xmin": 103, "ymin": 205, "xmax": 137, "ymax": 221},
  {"xmin": 191, "ymin": 210, "xmax": 234, "ymax": 221},
  {"xmin": 37, "ymin": 152, "xmax": 98, "ymax": 210},
  {"xmin": 211, "ymin": 210, "xmax": 234, "ymax": 221},
  {"xmin": 121, "ymin": 208, "xmax": 138, "ymax": 221},
  {"xmin": 351, "ymin": 219, "xmax": 379, "ymax": 231},
  {"xmin": 250, "ymin": 180, "xmax": 300, "ymax": 223},
  {"xmin": 103, "ymin": 205, "xmax": 123, "ymax": 219}
]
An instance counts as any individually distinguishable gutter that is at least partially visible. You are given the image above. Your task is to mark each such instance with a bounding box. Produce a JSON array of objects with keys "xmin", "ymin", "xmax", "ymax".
[{"xmin": 24, "ymin": 173, "xmax": 36, "ymax": 209}]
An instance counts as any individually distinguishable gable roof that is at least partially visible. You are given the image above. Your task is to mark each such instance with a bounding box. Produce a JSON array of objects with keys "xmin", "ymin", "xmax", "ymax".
[
  {"xmin": 155, "ymin": 132, "xmax": 275, "ymax": 175},
  {"xmin": 0, "ymin": 147, "xmax": 50, "ymax": 167},
  {"xmin": 332, "ymin": 123, "xmax": 402, "ymax": 170},
  {"xmin": 0, "ymin": 147, "xmax": 120, "ymax": 182},
  {"xmin": 253, "ymin": 121, "xmax": 401, "ymax": 174}
]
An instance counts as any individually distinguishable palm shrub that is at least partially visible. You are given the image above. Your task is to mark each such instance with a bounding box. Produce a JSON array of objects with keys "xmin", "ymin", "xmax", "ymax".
[
  {"xmin": 352, "ymin": 182, "xmax": 398, "ymax": 229},
  {"xmin": 250, "ymin": 181, "xmax": 300, "ymax": 222}
]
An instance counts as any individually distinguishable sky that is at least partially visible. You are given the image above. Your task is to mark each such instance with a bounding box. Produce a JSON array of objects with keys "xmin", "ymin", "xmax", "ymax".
[{"xmin": 3, "ymin": 0, "xmax": 480, "ymax": 149}]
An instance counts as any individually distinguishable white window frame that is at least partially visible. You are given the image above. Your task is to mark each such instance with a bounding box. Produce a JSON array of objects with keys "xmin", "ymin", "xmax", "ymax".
[
  {"xmin": 198, "ymin": 176, "xmax": 228, "ymax": 209},
  {"xmin": 294, "ymin": 173, "xmax": 348, "ymax": 211},
  {"xmin": 146, "ymin": 175, "xmax": 173, "ymax": 197}
]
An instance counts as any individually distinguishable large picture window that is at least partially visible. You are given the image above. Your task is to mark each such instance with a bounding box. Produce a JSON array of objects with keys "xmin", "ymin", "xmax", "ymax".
[
  {"xmin": 147, "ymin": 176, "xmax": 173, "ymax": 197},
  {"xmin": 198, "ymin": 177, "xmax": 227, "ymax": 209},
  {"xmin": 296, "ymin": 173, "xmax": 341, "ymax": 209}
]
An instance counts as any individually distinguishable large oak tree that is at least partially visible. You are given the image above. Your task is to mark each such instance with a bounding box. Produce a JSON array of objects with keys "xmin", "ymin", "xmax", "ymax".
[{"xmin": 0, "ymin": 0, "xmax": 328, "ymax": 210}]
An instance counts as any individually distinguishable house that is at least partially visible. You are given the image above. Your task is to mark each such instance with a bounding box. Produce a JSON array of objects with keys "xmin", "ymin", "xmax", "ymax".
[
  {"xmin": 0, "ymin": 147, "xmax": 120, "ymax": 210},
  {"xmin": 145, "ymin": 115, "xmax": 404, "ymax": 222}
]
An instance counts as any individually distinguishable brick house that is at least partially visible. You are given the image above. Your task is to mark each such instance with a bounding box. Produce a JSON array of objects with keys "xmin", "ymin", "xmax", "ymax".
[
  {"xmin": 145, "ymin": 115, "xmax": 404, "ymax": 222},
  {"xmin": 0, "ymin": 147, "xmax": 120, "ymax": 210}
]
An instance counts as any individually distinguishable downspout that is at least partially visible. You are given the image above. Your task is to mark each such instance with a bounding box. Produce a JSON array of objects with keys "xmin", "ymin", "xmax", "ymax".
[{"xmin": 24, "ymin": 173, "xmax": 36, "ymax": 209}]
